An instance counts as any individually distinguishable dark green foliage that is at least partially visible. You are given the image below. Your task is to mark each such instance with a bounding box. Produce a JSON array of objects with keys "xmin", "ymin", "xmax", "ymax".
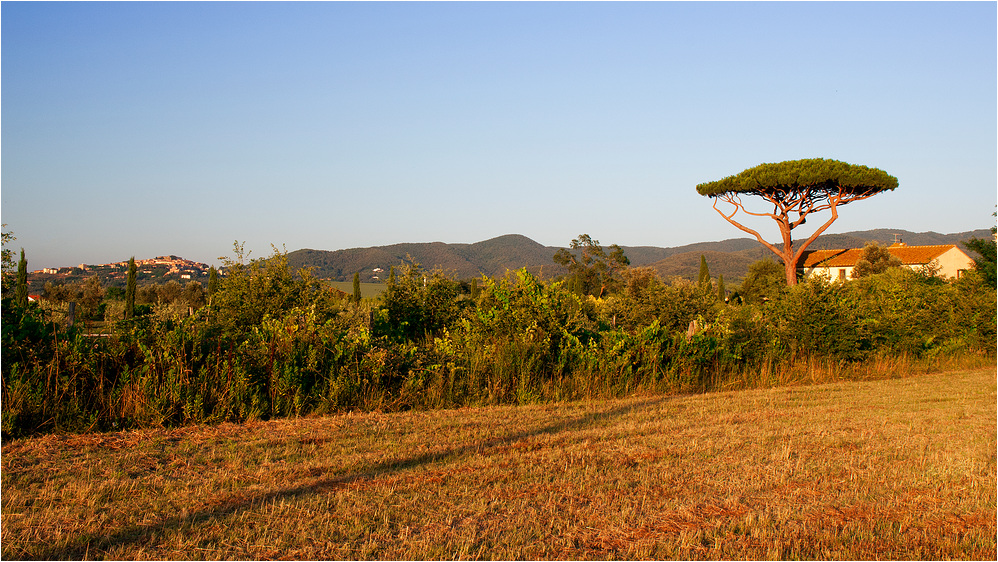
[
  {"xmin": 2, "ymin": 298, "xmax": 57, "ymax": 366},
  {"xmin": 698, "ymin": 255, "xmax": 710, "ymax": 289},
  {"xmin": 1, "ymin": 225, "xmax": 14, "ymax": 296},
  {"xmin": 738, "ymin": 259, "xmax": 785, "ymax": 304},
  {"xmin": 210, "ymin": 243, "xmax": 342, "ymax": 338},
  {"xmin": 182, "ymin": 281, "xmax": 206, "ymax": 309},
  {"xmin": 611, "ymin": 268, "xmax": 720, "ymax": 333},
  {"xmin": 717, "ymin": 275, "xmax": 725, "ymax": 301},
  {"xmin": 615, "ymin": 268, "xmax": 665, "ymax": 328},
  {"xmin": 851, "ymin": 242, "xmax": 902, "ymax": 278},
  {"xmin": 16, "ymin": 249, "xmax": 28, "ymax": 308},
  {"xmin": 553, "ymin": 234, "xmax": 630, "ymax": 297},
  {"xmin": 1, "ymin": 294, "xmax": 61, "ymax": 434},
  {"xmin": 842, "ymin": 267, "xmax": 994, "ymax": 356},
  {"xmin": 352, "ymin": 272, "xmax": 362, "ymax": 303},
  {"xmin": 963, "ymin": 216, "xmax": 996, "ymax": 287},
  {"xmin": 374, "ymin": 264, "xmax": 463, "ymax": 343},
  {"xmin": 651, "ymin": 282, "xmax": 722, "ymax": 334},
  {"xmin": 771, "ymin": 279, "xmax": 861, "ymax": 359},
  {"xmin": 42, "ymin": 281, "xmax": 70, "ymax": 302},
  {"xmin": 207, "ymin": 266, "xmax": 219, "ymax": 296},
  {"xmin": 78, "ymin": 276, "xmax": 106, "ymax": 321},
  {"xmin": 137, "ymin": 284, "xmax": 159, "ymax": 305},
  {"xmin": 696, "ymin": 158, "xmax": 899, "ymax": 197},
  {"xmin": 125, "ymin": 256, "xmax": 137, "ymax": 320},
  {"xmin": 156, "ymin": 280, "xmax": 182, "ymax": 304}
]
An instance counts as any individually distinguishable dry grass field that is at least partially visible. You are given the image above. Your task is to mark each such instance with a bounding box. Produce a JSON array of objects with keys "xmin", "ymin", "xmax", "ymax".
[{"xmin": 2, "ymin": 367, "xmax": 995, "ymax": 560}]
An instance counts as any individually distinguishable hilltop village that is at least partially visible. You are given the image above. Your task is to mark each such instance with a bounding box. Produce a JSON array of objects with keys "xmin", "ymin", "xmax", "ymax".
[{"xmin": 31, "ymin": 255, "xmax": 212, "ymax": 287}]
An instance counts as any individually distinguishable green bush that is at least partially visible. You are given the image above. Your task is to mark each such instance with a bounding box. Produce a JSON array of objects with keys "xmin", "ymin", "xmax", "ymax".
[
  {"xmin": 2, "ymin": 247, "xmax": 995, "ymax": 438},
  {"xmin": 770, "ymin": 278, "xmax": 862, "ymax": 360}
]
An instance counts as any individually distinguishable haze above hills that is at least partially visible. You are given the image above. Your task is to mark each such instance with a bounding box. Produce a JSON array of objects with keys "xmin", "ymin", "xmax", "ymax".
[{"xmin": 287, "ymin": 228, "xmax": 993, "ymax": 284}]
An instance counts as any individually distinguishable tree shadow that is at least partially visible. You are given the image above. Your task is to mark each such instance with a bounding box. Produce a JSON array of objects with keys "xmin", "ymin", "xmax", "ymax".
[{"xmin": 31, "ymin": 395, "xmax": 671, "ymax": 560}]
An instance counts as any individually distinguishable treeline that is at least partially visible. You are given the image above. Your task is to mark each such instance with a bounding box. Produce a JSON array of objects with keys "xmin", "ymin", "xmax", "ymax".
[
  {"xmin": 2, "ymin": 241, "xmax": 995, "ymax": 438},
  {"xmin": 40, "ymin": 278, "xmax": 209, "ymax": 322}
]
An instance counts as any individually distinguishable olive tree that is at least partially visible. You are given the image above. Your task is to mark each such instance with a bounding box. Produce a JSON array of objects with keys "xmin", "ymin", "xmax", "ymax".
[
  {"xmin": 78, "ymin": 276, "xmax": 106, "ymax": 321},
  {"xmin": 553, "ymin": 234, "xmax": 630, "ymax": 297},
  {"xmin": 851, "ymin": 242, "xmax": 902, "ymax": 278},
  {"xmin": 697, "ymin": 158, "xmax": 898, "ymax": 285}
]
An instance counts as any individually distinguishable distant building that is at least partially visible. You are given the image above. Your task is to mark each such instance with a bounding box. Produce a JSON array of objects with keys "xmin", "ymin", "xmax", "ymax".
[{"xmin": 799, "ymin": 243, "xmax": 975, "ymax": 281}]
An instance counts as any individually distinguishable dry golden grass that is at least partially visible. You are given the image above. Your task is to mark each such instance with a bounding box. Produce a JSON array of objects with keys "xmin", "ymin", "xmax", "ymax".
[{"xmin": 3, "ymin": 367, "xmax": 995, "ymax": 560}]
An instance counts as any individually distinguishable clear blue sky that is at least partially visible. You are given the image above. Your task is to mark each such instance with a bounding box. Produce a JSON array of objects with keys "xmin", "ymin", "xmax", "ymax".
[{"xmin": 3, "ymin": 1, "xmax": 995, "ymax": 270}]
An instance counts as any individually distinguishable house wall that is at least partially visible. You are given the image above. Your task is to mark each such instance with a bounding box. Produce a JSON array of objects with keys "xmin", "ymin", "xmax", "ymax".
[
  {"xmin": 933, "ymin": 247, "xmax": 976, "ymax": 279},
  {"xmin": 801, "ymin": 266, "xmax": 854, "ymax": 281}
]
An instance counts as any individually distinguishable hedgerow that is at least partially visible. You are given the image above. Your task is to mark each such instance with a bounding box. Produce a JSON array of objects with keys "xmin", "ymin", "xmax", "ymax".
[{"xmin": 2, "ymin": 248, "xmax": 994, "ymax": 437}]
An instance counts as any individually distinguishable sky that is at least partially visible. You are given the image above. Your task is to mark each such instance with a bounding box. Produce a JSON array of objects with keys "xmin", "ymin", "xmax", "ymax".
[{"xmin": 2, "ymin": 1, "xmax": 996, "ymax": 270}]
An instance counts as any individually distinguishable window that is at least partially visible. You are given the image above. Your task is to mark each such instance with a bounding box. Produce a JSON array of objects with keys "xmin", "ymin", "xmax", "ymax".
[{"xmin": 838, "ymin": 269, "xmax": 846, "ymax": 280}]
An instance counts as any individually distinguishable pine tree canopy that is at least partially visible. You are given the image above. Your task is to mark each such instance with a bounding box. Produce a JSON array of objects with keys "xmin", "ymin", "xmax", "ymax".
[{"xmin": 696, "ymin": 158, "xmax": 898, "ymax": 198}]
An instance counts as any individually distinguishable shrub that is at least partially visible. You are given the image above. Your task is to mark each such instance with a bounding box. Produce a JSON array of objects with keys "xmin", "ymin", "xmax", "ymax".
[
  {"xmin": 769, "ymin": 278, "xmax": 862, "ymax": 360},
  {"xmin": 3, "ymin": 244, "xmax": 995, "ymax": 438}
]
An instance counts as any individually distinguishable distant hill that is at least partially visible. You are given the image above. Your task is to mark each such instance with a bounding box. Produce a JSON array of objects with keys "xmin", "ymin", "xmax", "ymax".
[
  {"xmin": 288, "ymin": 234, "xmax": 558, "ymax": 282},
  {"xmin": 288, "ymin": 228, "xmax": 992, "ymax": 285}
]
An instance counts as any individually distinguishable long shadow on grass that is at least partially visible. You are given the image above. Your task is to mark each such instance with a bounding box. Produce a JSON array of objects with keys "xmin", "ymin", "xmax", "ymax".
[{"xmin": 32, "ymin": 396, "xmax": 670, "ymax": 560}]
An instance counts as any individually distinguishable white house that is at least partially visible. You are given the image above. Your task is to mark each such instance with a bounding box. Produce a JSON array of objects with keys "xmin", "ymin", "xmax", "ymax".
[{"xmin": 799, "ymin": 243, "xmax": 976, "ymax": 281}]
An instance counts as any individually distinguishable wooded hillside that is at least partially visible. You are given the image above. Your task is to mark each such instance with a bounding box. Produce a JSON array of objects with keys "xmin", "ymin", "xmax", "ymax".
[{"xmin": 288, "ymin": 229, "xmax": 992, "ymax": 284}]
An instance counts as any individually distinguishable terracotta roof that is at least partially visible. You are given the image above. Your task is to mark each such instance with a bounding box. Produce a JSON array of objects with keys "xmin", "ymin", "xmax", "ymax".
[
  {"xmin": 800, "ymin": 249, "xmax": 859, "ymax": 268},
  {"xmin": 800, "ymin": 244, "xmax": 957, "ymax": 268}
]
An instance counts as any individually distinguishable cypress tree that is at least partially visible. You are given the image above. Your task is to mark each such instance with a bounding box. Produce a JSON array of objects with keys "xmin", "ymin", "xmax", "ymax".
[
  {"xmin": 698, "ymin": 255, "xmax": 711, "ymax": 289},
  {"xmin": 717, "ymin": 274, "xmax": 726, "ymax": 301},
  {"xmin": 125, "ymin": 256, "xmax": 137, "ymax": 319},
  {"xmin": 352, "ymin": 272, "xmax": 362, "ymax": 303},
  {"xmin": 15, "ymin": 248, "xmax": 28, "ymax": 307},
  {"xmin": 471, "ymin": 277, "xmax": 479, "ymax": 300},
  {"xmin": 207, "ymin": 266, "xmax": 219, "ymax": 296},
  {"xmin": 387, "ymin": 267, "xmax": 396, "ymax": 287}
]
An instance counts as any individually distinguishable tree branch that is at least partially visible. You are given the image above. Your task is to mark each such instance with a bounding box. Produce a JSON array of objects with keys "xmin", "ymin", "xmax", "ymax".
[
  {"xmin": 712, "ymin": 197, "xmax": 786, "ymax": 260},
  {"xmin": 790, "ymin": 189, "xmax": 843, "ymax": 266},
  {"xmin": 718, "ymin": 193, "xmax": 778, "ymax": 221}
]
